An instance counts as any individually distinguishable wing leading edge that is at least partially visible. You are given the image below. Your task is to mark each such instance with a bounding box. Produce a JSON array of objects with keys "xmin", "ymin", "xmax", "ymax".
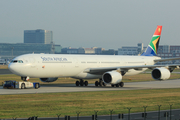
[{"xmin": 84, "ymin": 64, "xmax": 180, "ymax": 75}]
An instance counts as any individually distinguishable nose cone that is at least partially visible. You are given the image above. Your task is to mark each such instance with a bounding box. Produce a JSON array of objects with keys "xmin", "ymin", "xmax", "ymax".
[{"xmin": 8, "ymin": 63, "xmax": 22, "ymax": 75}]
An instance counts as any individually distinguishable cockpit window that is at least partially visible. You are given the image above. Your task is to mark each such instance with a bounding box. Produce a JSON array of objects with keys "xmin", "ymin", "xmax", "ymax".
[
  {"xmin": 18, "ymin": 60, "xmax": 23, "ymax": 63},
  {"xmin": 11, "ymin": 60, "xmax": 23, "ymax": 63},
  {"xmin": 11, "ymin": 60, "xmax": 17, "ymax": 63}
]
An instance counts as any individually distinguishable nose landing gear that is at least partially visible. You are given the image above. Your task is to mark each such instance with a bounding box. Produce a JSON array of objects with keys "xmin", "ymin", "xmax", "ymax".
[{"xmin": 21, "ymin": 76, "xmax": 30, "ymax": 81}]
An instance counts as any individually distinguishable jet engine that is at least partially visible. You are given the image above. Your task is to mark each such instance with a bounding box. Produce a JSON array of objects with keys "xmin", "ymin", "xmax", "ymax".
[
  {"xmin": 102, "ymin": 71, "xmax": 122, "ymax": 84},
  {"xmin": 40, "ymin": 78, "xmax": 58, "ymax": 82},
  {"xmin": 151, "ymin": 67, "xmax": 171, "ymax": 80}
]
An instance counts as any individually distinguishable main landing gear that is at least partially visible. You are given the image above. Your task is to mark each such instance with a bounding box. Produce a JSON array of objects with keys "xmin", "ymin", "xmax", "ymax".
[
  {"xmin": 75, "ymin": 79, "xmax": 88, "ymax": 86},
  {"xmin": 95, "ymin": 79, "xmax": 107, "ymax": 87},
  {"xmin": 111, "ymin": 82, "xmax": 124, "ymax": 87},
  {"xmin": 75, "ymin": 79, "xmax": 124, "ymax": 87}
]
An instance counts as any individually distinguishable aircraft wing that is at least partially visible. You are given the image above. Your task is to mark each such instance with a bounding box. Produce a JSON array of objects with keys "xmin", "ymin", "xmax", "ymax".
[
  {"xmin": 83, "ymin": 64, "xmax": 180, "ymax": 75},
  {"xmin": 154, "ymin": 57, "xmax": 180, "ymax": 62}
]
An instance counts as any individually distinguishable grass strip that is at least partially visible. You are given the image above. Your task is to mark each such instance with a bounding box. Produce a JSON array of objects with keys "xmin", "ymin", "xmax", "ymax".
[{"xmin": 0, "ymin": 88, "xmax": 180, "ymax": 118}]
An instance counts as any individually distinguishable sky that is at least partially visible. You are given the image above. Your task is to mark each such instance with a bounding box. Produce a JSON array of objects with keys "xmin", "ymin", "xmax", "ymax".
[{"xmin": 0, "ymin": 0, "xmax": 180, "ymax": 49}]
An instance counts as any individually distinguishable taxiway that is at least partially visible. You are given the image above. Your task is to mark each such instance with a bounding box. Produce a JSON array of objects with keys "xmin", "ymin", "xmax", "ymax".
[{"xmin": 1, "ymin": 79, "xmax": 180, "ymax": 95}]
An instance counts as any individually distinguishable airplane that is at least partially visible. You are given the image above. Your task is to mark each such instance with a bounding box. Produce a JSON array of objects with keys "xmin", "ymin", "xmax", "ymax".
[{"xmin": 8, "ymin": 25, "xmax": 180, "ymax": 87}]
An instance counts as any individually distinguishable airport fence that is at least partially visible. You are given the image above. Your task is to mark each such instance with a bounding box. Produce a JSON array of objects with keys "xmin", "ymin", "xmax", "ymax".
[{"xmin": 1, "ymin": 104, "xmax": 180, "ymax": 120}]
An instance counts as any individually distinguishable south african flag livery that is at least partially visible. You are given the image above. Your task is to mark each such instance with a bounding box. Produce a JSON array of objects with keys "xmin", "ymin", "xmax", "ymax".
[{"xmin": 141, "ymin": 25, "xmax": 162, "ymax": 56}]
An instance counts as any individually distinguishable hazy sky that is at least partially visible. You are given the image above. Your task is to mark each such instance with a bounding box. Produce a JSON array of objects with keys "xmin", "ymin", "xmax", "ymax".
[{"xmin": 0, "ymin": 0, "xmax": 180, "ymax": 49}]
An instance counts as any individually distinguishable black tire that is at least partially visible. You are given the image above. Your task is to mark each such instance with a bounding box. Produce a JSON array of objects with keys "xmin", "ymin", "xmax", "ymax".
[
  {"xmin": 84, "ymin": 81, "xmax": 88, "ymax": 86},
  {"xmin": 80, "ymin": 81, "xmax": 84, "ymax": 86},
  {"xmin": 116, "ymin": 84, "xmax": 119, "ymax": 87},
  {"xmin": 111, "ymin": 84, "xmax": 114, "ymax": 87},
  {"xmin": 76, "ymin": 81, "xmax": 80, "ymax": 86},
  {"xmin": 99, "ymin": 81, "xmax": 103, "ymax": 86},
  {"xmin": 21, "ymin": 77, "xmax": 26, "ymax": 81},
  {"xmin": 21, "ymin": 83, "xmax": 25, "ymax": 89},
  {"xmin": 95, "ymin": 81, "xmax": 99, "ymax": 87},
  {"xmin": 119, "ymin": 82, "xmax": 124, "ymax": 87},
  {"xmin": 103, "ymin": 82, "xmax": 106, "ymax": 86},
  {"xmin": 35, "ymin": 83, "xmax": 39, "ymax": 89}
]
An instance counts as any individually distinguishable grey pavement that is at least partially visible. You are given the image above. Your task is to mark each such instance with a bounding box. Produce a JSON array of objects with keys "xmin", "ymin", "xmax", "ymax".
[
  {"xmin": 0, "ymin": 69, "xmax": 12, "ymax": 74},
  {"xmin": 1, "ymin": 79, "xmax": 180, "ymax": 95}
]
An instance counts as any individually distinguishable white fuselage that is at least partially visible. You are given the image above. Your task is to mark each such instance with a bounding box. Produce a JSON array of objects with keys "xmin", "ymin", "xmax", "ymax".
[{"xmin": 8, "ymin": 54, "xmax": 159, "ymax": 79}]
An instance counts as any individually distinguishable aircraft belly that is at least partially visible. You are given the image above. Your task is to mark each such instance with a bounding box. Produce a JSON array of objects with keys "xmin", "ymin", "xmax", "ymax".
[
  {"xmin": 124, "ymin": 69, "xmax": 146, "ymax": 76},
  {"xmin": 73, "ymin": 72, "xmax": 102, "ymax": 79}
]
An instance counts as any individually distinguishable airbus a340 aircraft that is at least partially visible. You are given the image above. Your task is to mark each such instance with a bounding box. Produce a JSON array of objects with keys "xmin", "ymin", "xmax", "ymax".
[{"xmin": 8, "ymin": 25, "xmax": 180, "ymax": 87}]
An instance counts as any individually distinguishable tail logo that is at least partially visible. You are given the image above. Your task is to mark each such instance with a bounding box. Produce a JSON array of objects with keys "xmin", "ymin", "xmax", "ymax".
[
  {"xmin": 141, "ymin": 25, "xmax": 162, "ymax": 56},
  {"xmin": 149, "ymin": 35, "xmax": 160, "ymax": 54},
  {"xmin": 158, "ymin": 28, "xmax": 161, "ymax": 33}
]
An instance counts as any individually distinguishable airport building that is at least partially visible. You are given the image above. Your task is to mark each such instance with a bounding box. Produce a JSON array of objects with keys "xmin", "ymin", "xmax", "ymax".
[
  {"xmin": 24, "ymin": 29, "xmax": 53, "ymax": 44},
  {"xmin": 118, "ymin": 43, "xmax": 145, "ymax": 55},
  {"xmin": 54, "ymin": 45, "xmax": 62, "ymax": 54},
  {"xmin": 118, "ymin": 43, "xmax": 180, "ymax": 64},
  {"xmin": 0, "ymin": 43, "xmax": 62, "ymax": 59},
  {"xmin": 0, "ymin": 29, "xmax": 64, "ymax": 61},
  {"xmin": 157, "ymin": 45, "xmax": 180, "ymax": 64}
]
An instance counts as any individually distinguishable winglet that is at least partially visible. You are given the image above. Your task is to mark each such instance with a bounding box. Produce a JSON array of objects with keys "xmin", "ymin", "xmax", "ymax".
[{"xmin": 141, "ymin": 25, "xmax": 162, "ymax": 56}]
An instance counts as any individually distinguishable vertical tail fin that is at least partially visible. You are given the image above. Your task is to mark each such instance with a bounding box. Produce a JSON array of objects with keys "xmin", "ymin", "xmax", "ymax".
[{"xmin": 141, "ymin": 25, "xmax": 162, "ymax": 56}]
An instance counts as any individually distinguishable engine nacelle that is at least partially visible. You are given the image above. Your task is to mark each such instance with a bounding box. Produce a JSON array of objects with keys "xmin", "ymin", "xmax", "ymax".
[
  {"xmin": 39, "ymin": 78, "xmax": 58, "ymax": 82},
  {"xmin": 102, "ymin": 71, "xmax": 122, "ymax": 84},
  {"xmin": 151, "ymin": 67, "xmax": 171, "ymax": 80}
]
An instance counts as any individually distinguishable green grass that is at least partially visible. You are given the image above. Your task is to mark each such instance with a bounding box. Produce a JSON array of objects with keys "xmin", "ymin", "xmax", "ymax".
[
  {"xmin": 0, "ymin": 89, "xmax": 180, "ymax": 118},
  {"xmin": 0, "ymin": 65, "xmax": 8, "ymax": 69}
]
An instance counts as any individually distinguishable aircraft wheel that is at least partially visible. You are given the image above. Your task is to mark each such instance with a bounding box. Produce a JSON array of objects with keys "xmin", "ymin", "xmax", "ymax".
[
  {"xmin": 103, "ymin": 82, "xmax": 106, "ymax": 86},
  {"xmin": 120, "ymin": 82, "xmax": 124, "ymax": 87},
  {"xmin": 99, "ymin": 81, "xmax": 103, "ymax": 86},
  {"xmin": 21, "ymin": 77, "xmax": 27, "ymax": 81},
  {"xmin": 35, "ymin": 83, "xmax": 39, "ymax": 89},
  {"xmin": 80, "ymin": 81, "xmax": 84, "ymax": 86},
  {"xmin": 84, "ymin": 81, "xmax": 88, "ymax": 86},
  {"xmin": 116, "ymin": 84, "xmax": 119, "ymax": 87},
  {"xmin": 21, "ymin": 83, "xmax": 25, "ymax": 89},
  {"xmin": 76, "ymin": 81, "xmax": 80, "ymax": 86},
  {"xmin": 95, "ymin": 81, "xmax": 99, "ymax": 87},
  {"xmin": 111, "ymin": 84, "xmax": 114, "ymax": 87}
]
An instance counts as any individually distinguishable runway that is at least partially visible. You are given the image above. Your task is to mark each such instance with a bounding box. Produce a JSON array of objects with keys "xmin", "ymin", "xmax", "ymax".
[{"xmin": 1, "ymin": 79, "xmax": 180, "ymax": 95}]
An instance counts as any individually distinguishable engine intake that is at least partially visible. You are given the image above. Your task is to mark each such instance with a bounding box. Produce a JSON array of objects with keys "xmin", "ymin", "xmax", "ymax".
[
  {"xmin": 40, "ymin": 78, "xmax": 58, "ymax": 82},
  {"xmin": 151, "ymin": 67, "xmax": 170, "ymax": 80},
  {"xmin": 102, "ymin": 71, "xmax": 122, "ymax": 84}
]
